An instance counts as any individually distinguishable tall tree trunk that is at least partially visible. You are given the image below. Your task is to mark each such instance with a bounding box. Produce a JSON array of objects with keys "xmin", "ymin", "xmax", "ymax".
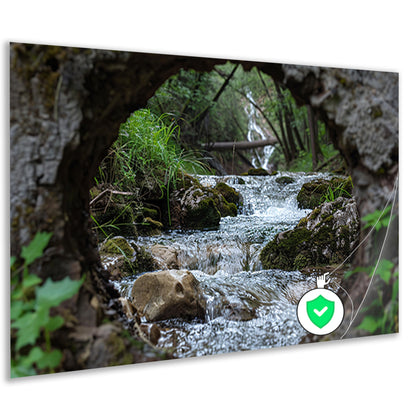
[
  {"xmin": 307, "ymin": 104, "xmax": 323, "ymax": 170},
  {"xmin": 283, "ymin": 110, "xmax": 298, "ymax": 158},
  {"xmin": 289, "ymin": 101, "xmax": 306, "ymax": 151}
]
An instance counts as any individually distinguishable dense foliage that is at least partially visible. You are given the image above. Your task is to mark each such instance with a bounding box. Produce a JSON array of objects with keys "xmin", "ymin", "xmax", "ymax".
[{"xmin": 147, "ymin": 62, "xmax": 338, "ymax": 173}]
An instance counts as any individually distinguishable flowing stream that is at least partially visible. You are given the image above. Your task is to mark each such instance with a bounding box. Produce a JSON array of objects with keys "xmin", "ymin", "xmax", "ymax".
[{"xmin": 115, "ymin": 172, "xmax": 333, "ymax": 357}]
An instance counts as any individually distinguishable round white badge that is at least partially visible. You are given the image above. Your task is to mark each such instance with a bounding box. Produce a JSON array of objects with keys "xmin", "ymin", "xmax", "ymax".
[{"xmin": 297, "ymin": 288, "xmax": 344, "ymax": 335}]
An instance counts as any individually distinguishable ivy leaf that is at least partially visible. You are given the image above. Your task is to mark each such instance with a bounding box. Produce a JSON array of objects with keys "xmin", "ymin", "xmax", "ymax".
[
  {"xmin": 44, "ymin": 315, "xmax": 65, "ymax": 332},
  {"xmin": 357, "ymin": 316, "xmax": 380, "ymax": 333},
  {"xmin": 375, "ymin": 259, "xmax": 395, "ymax": 284},
  {"xmin": 11, "ymin": 308, "xmax": 49, "ymax": 350},
  {"xmin": 21, "ymin": 232, "xmax": 53, "ymax": 266},
  {"xmin": 36, "ymin": 276, "xmax": 84, "ymax": 310},
  {"xmin": 22, "ymin": 273, "xmax": 43, "ymax": 289},
  {"xmin": 10, "ymin": 256, "xmax": 17, "ymax": 268},
  {"xmin": 21, "ymin": 346, "xmax": 44, "ymax": 367},
  {"xmin": 10, "ymin": 300, "xmax": 24, "ymax": 321},
  {"xmin": 36, "ymin": 349, "xmax": 62, "ymax": 370}
]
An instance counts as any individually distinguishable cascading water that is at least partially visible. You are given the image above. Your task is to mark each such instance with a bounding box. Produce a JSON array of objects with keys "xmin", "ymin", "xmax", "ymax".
[
  {"xmin": 245, "ymin": 90, "xmax": 275, "ymax": 171},
  {"xmin": 115, "ymin": 172, "xmax": 334, "ymax": 357}
]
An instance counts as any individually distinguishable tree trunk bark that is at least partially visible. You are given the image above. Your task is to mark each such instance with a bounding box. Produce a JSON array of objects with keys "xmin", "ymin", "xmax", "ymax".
[{"xmin": 307, "ymin": 104, "xmax": 319, "ymax": 170}]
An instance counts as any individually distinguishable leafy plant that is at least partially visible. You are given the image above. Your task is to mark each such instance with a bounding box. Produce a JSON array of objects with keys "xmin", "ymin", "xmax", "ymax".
[
  {"xmin": 362, "ymin": 204, "xmax": 394, "ymax": 231},
  {"xmin": 356, "ymin": 259, "xmax": 398, "ymax": 334},
  {"xmin": 10, "ymin": 232, "xmax": 84, "ymax": 378},
  {"xmin": 344, "ymin": 204, "xmax": 398, "ymax": 335},
  {"xmin": 321, "ymin": 181, "xmax": 352, "ymax": 203}
]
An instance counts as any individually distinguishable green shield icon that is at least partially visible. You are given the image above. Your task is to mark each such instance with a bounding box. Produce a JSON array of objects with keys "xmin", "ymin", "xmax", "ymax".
[{"xmin": 306, "ymin": 295, "xmax": 335, "ymax": 328}]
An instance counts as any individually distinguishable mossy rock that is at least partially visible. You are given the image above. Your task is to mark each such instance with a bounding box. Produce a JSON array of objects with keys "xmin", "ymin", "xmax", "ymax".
[
  {"xmin": 217, "ymin": 196, "xmax": 238, "ymax": 217},
  {"xmin": 169, "ymin": 176, "xmax": 240, "ymax": 229},
  {"xmin": 99, "ymin": 237, "xmax": 156, "ymax": 278},
  {"xmin": 100, "ymin": 237, "xmax": 135, "ymax": 258},
  {"xmin": 260, "ymin": 227, "xmax": 312, "ymax": 270},
  {"xmin": 182, "ymin": 194, "xmax": 221, "ymax": 229},
  {"xmin": 214, "ymin": 182, "xmax": 241, "ymax": 206},
  {"xmin": 243, "ymin": 167, "xmax": 270, "ymax": 176},
  {"xmin": 275, "ymin": 176, "xmax": 295, "ymax": 185},
  {"xmin": 297, "ymin": 176, "xmax": 353, "ymax": 209},
  {"xmin": 260, "ymin": 197, "xmax": 359, "ymax": 271}
]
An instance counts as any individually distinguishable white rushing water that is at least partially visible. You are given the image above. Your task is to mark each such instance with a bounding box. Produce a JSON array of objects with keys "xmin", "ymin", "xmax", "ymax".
[
  {"xmin": 245, "ymin": 90, "xmax": 275, "ymax": 170},
  {"xmin": 117, "ymin": 172, "xmax": 332, "ymax": 357}
]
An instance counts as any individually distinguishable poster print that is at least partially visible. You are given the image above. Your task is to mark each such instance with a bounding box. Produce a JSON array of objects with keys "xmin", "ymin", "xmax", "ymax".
[{"xmin": 10, "ymin": 43, "xmax": 398, "ymax": 377}]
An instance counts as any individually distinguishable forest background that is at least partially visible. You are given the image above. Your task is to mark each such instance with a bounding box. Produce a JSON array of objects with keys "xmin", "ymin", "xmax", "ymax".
[{"xmin": 2, "ymin": 2, "xmax": 414, "ymax": 416}]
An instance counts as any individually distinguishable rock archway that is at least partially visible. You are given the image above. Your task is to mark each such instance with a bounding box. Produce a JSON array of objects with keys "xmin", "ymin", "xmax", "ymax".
[{"xmin": 10, "ymin": 44, "xmax": 398, "ymax": 368}]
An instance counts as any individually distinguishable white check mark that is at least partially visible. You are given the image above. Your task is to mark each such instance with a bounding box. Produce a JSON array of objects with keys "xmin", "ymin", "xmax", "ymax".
[{"xmin": 314, "ymin": 306, "xmax": 328, "ymax": 317}]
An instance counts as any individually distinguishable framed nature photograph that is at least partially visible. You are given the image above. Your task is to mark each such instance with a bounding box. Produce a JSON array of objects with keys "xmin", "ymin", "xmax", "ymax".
[{"xmin": 10, "ymin": 43, "xmax": 398, "ymax": 378}]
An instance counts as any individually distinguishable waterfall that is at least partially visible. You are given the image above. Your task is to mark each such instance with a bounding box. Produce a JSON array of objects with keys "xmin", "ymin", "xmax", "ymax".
[{"xmin": 245, "ymin": 90, "xmax": 275, "ymax": 171}]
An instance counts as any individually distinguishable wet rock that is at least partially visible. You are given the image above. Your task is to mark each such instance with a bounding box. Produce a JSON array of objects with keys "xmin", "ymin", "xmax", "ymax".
[
  {"xmin": 260, "ymin": 197, "xmax": 359, "ymax": 271},
  {"xmin": 297, "ymin": 176, "xmax": 353, "ymax": 209},
  {"xmin": 222, "ymin": 300, "xmax": 256, "ymax": 321},
  {"xmin": 119, "ymin": 297, "xmax": 140, "ymax": 321},
  {"xmin": 150, "ymin": 244, "xmax": 180, "ymax": 270},
  {"xmin": 243, "ymin": 167, "xmax": 270, "ymax": 176},
  {"xmin": 168, "ymin": 175, "xmax": 242, "ymax": 229},
  {"xmin": 274, "ymin": 175, "xmax": 295, "ymax": 185},
  {"xmin": 131, "ymin": 270, "xmax": 206, "ymax": 322},
  {"xmin": 214, "ymin": 182, "xmax": 242, "ymax": 206},
  {"xmin": 139, "ymin": 323, "xmax": 161, "ymax": 345},
  {"xmin": 99, "ymin": 237, "xmax": 155, "ymax": 278},
  {"xmin": 173, "ymin": 184, "xmax": 221, "ymax": 229}
]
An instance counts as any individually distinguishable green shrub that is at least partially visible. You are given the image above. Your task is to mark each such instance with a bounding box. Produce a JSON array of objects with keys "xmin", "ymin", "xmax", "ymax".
[
  {"xmin": 10, "ymin": 232, "xmax": 84, "ymax": 377},
  {"xmin": 96, "ymin": 109, "xmax": 208, "ymax": 225}
]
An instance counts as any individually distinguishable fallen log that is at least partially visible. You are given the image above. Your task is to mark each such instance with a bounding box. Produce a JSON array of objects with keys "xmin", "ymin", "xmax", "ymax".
[{"xmin": 203, "ymin": 138, "xmax": 278, "ymax": 151}]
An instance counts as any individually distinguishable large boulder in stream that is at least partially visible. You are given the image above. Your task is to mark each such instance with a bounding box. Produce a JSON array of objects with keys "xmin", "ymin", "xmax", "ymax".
[
  {"xmin": 260, "ymin": 197, "xmax": 359, "ymax": 271},
  {"xmin": 169, "ymin": 175, "xmax": 240, "ymax": 229},
  {"xmin": 131, "ymin": 270, "xmax": 206, "ymax": 322}
]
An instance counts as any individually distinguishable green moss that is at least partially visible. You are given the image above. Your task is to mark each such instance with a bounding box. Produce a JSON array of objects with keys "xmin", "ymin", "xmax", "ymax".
[
  {"xmin": 293, "ymin": 253, "xmax": 310, "ymax": 270},
  {"xmin": 214, "ymin": 182, "xmax": 241, "ymax": 206},
  {"xmin": 245, "ymin": 167, "xmax": 269, "ymax": 176},
  {"xmin": 277, "ymin": 227, "xmax": 312, "ymax": 257},
  {"xmin": 142, "ymin": 207, "xmax": 159, "ymax": 221},
  {"xmin": 260, "ymin": 227, "xmax": 312, "ymax": 270},
  {"xmin": 101, "ymin": 237, "xmax": 135, "ymax": 258},
  {"xmin": 217, "ymin": 196, "xmax": 237, "ymax": 217},
  {"xmin": 185, "ymin": 197, "xmax": 221, "ymax": 229},
  {"xmin": 136, "ymin": 217, "xmax": 163, "ymax": 236},
  {"xmin": 128, "ymin": 246, "xmax": 156, "ymax": 274}
]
